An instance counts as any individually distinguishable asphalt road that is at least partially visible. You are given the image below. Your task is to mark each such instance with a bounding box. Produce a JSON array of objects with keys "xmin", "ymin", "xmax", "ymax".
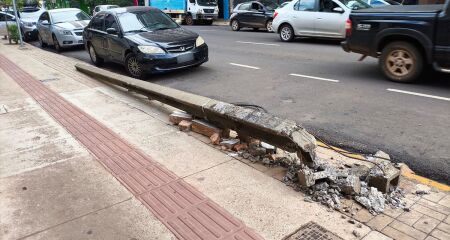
[{"xmin": 30, "ymin": 25, "xmax": 450, "ymax": 184}]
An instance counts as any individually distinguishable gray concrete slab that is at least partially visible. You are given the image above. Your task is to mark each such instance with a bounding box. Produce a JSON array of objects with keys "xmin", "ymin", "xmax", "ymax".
[
  {"xmin": 185, "ymin": 160, "xmax": 371, "ymax": 240},
  {"xmin": 25, "ymin": 198, "xmax": 175, "ymax": 240},
  {"xmin": 0, "ymin": 157, "xmax": 132, "ymax": 240}
]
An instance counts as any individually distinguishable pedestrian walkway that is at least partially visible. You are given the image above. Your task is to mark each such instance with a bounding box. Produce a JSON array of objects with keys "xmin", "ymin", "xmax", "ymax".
[{"xmin": 0, "ymin": 41, "xmax": 449, "ymax": 240}]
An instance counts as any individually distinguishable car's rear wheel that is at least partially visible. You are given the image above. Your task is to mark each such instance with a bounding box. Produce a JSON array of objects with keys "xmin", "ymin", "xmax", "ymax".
[
  {"xmin": 38, "ymin": 33, "xmax": 47, "ymax": 48},
  {"xmin": 279, "ymin": 24, "xmax": 294, "ymax": 42},
  {"xmin": 380, "ymin": 41, "xmax": 423, "ymax": 83},
  {"xmin": 266, "ymin": 20, "xmax": 273, "ymax": 32},
  {"xmin": 125, "ymin": 53, "xmax": 145, "ymax": 79},
  {"xmin": 88, "ymin": 44, "xmax": 104, "ymax": 66},
  {"xmin": 185, "ymin": 15, "xmax": 194, "ymax": 25},
  {"xmin": 231, "ymin": 19, "xmax": 240, "ymax": 31},
  {"xmin": 53, "ymin": 35, "xmax": 61, "ymax": 52}
]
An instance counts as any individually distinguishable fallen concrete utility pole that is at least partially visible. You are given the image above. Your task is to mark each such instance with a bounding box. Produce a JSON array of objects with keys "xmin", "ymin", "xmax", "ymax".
[{"xmin": 75, "ymin": 63, "xmax": 317, "ymax": 164}]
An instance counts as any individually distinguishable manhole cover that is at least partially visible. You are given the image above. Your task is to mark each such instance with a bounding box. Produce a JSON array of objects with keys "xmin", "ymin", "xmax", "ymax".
[{"xmin": 284, "ymin": 221, "xmax": 343, "ymax": 240}]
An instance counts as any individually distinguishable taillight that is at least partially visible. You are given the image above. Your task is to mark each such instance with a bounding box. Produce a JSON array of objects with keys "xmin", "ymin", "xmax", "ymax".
[
  {"xmin": 345, "ymin": 18, "xmax": 352, "ymax": 37},
  {"xmin": 273, "ymin": 11, "xmax": 278, "ymax": 19}
]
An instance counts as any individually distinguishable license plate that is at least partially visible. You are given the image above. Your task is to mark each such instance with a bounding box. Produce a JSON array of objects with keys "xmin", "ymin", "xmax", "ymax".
[{"xmin": 177, "ymin": 53, "xmax": 194, "ymax": 64}]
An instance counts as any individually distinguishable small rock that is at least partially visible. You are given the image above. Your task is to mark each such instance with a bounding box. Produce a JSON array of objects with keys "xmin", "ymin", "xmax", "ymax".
[
  {"xmin": 242, "ymin": 152, "xmax": 251, "ymax": 159},
  {"xmin": 357, "ymin": 223, "xmax": 362, "ymax": 228},
  {"xmin": 341, "ymin": 215, "xmax": 346, "ymax": 219},
  {"xmin": 352, "ymin": 230, "xmax": 361, "ymax": 238},
  {"xmin": 220, "ymin": 139, "xmax": 240, "ymax": 149},
  {"xmin": 260, "ymin": 142, "xmax": 276, "ymax": 154},
  {"xmin": 249, "ymin": 147, "xmax": 266, "ymax": 156},
  {"xmin": 178, "ymin": 120, "xmax": 192, "ymax": 132},
  {"xmin": 348, "ymin": 219, "xmax": 355, "ymax": 224},
  {"xmin": 304, "ymin": 197, "xmax": 313, "ymax": 203},
  {"xmin": 233, "ymin": 143, "xmax": 248, "ymax": 152}
]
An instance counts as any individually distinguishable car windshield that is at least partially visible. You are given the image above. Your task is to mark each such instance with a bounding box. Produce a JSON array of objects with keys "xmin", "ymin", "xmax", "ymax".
[
  {"xmin": 20, "ymin": 10, "xmax": 43, "ymax": 19},
  {"xmin": 51, "ymin": 10, "xmax": 90, "ymax": 23},
  {"xmin": 197, "ymin": 0, "xmax": 217, "ymax": 6},
  {"xmin": 338, "ymin": 0, "xmax": 372, "ymax": 10},
  {"xmin": 259, "ymin": 0, "xmax": 280, "ymax": 10},
  {"xmin": 118, "ymin": 10, "xmax": 179, "ymax": 33}
]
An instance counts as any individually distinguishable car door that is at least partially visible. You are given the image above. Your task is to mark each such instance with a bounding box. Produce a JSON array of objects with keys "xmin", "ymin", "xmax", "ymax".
[
  {"xmin": 435, "ymin": 6, "xmax": 450, "ymax": 68},
  {"xmin": 235, "ymin": 3, "xmax": 252, "ymax": 26},
  {"xmin": 247, "ymin": 2, "xmax": 267, "ymax": 27},
  {"xmin": 104, "ymin": 14, "xmax": 124, "ymax": 62},
  {"xmin": 315, "ymin": 0, "xmax": 349, "ymax": 38},
  {"xmin": 291, "ymin": 0, "xmax": 319, "ymax": 36},
  {"xmin": 37, "ymin": 12, "xmax": 51, "ymax": 43},
  {"xmin": 88, "ymin": 13, "xmax": 107, "ymax": 57}
]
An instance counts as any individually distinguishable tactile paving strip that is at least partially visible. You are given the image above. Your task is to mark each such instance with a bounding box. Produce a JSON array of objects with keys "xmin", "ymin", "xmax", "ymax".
[
  {"xmin": 0, "ymin": 54, "xmax": 264, "ymax": 240},
  {"xmin": 283, "ymin": 221, "xmax": 342, "ymax": 240}
]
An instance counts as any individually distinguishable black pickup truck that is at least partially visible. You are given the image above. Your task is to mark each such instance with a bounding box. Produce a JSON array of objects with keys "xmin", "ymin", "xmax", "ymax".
[{"xmin": 342, "ymin": 2, "xmax": 450, "ymax": 82}]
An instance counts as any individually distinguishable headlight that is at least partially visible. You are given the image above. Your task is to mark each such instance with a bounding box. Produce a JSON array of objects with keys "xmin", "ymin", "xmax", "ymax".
[
  {"xmin": 197, "ymin": 9, "xmax": 203, "ymax": 14},
  {"xmin": 137, "ymin": 45, "xmax": 165, "ymax": 54},
  {"xmin": 196, "ymin": 36, "xmax": 205, "ymax": 47},
  {"xmin": 215, "ymin": 7, "xmax": 219, "ymax": 12},
  {"xmin": 22, "ymin": 21, "xmax": 34, "ymax": 27},
  {"xmin": 60, "ymin": 30, "xmax": 72, "ymax": 35}
]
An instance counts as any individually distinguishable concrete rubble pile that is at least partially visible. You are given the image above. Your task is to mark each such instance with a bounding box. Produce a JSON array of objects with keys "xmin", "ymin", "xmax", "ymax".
[{"xmin": 169, "ymin": 111, "xmax": 405, "ymax": 215}]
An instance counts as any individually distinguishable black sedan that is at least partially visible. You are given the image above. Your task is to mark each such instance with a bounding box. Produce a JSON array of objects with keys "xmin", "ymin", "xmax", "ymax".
[
  {"xmin": 83, "ymin": 6, "xmax": 208, "ymax": 79},
  {"xmin": 230, "ymin": 0, "xmax": 279, "ymax": 32}
]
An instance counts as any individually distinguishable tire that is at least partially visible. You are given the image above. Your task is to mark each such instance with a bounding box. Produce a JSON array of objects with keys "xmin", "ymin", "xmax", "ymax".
[
  {"xmin": 185, "ymin": 15, "xmax": 194, "ymax": 25},
  {"xmin": 266, "ymin": 20, "xmax": 273, "ymax": 32},
  {"xmin": 88, "ymin": 43, "xmax": 104, "ymax": 66},
  {"xmin": 231, "ymin": 19, "xmax": 240, "ymax": 31},
  {"xmin": 380, "ymin": 41, "xmax": 423, "ymax": 83},
  {"xmin": 279, "ymin": 24, "xmax": 294, "ymax": 42},
  {"xmin": 205, "ymin": 20, "xmax": 213, "ymax": 25},
  {"xmin": 38, "ymin": 33, "xmax": 47, "ymax": 48},
  {"xmin": 125, "ymin": 53, "xmax": 146, "ymax": 79},
  {"xmin": 53, "ymin": 34, "xmax": 61, "ymax": 52},
  {"xmin": 21, "ymin": 29, "xmax": 28, "ymax": 42},
  {"xmin": 252, "ymin": 28, "xmax": 259, "ymax": 31}
]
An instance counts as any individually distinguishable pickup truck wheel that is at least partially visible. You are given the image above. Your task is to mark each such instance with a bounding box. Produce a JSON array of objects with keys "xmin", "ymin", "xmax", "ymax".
[
  {"xmin": 380, "ymin": 42, "xmax": 423, "ymax": 83},
  {"xmin": 279, "ymin": 24, "xmax": 294, "ymax": 42}
]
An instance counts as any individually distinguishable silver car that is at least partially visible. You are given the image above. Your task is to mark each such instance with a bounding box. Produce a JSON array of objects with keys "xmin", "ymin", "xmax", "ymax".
[
  {"xmin": 272, "ymin": 0, "xmax": 371, "ymax": 41},
  {"xmin": 37, "ymin": 8, "xmax": 91, "ymax": 51},
  {"xmin": 19, "ymin": 8, "xmax": 45, "ymax": 41},
  {"xmin": 0, "ymin": 12, "xmax": 16, "ymax": 38}
]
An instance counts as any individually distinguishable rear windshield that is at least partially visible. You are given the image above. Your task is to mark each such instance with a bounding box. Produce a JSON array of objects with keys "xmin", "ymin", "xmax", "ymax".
[
  {"xmin": 338, "ymin": 0, "xmax": 372, "ymax": 10},
  {"xmin": 118, "ymin": 10, "xmax": 179, "ymax": 33},
  {"xmin": 51, "ymin": 10, "xmax": 90, "ymax": 23}
]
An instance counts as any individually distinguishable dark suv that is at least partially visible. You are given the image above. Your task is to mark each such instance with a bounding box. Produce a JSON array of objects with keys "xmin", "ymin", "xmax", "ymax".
[
  {"xmin": 230, "ymin": 0, "xmax": 279, "ymax": 32},
  {"xmin": 83, "ymin": 6, "xmax": 208, "ymax": 79}
]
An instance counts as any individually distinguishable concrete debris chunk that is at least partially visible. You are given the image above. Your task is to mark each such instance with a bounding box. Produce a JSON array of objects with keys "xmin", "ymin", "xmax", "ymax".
[
  {"xmin": 169, "ymin": 111, "xmax": 192, "ymax": 125},
  {"xmin": 249, "ymin": 147, "xmax": 266, "ymax": 156},
  {"xmin": 260, "ymin": 142, "xmax": 276, "ymax": 154},
  {"xmin": 355, "ymin": 187, "xmax": 385, "ymax": 214},
  {"xmin": 233, "ymin": 143, "xmax": 248, "ymax": 152},
  {"xmin": 336, "ymin": 175, "xmax": 361, "ymax": 195},
  {"xmin": 191, "ymin": 119, "xmax": 222, "ymax": 137},
  {"xmin": 220, "ymin": 139, "xmax": 240, "ymax": 149},
  {"xmin": 178, "ymin": 120, "xmax": 192, "ymax": 132},
  {"xmin": 368, "ymin": 160, "xmax": 400, "ymax": 193},
  {"xmin": 210, "ymin": 133, "xmax": 221, "ymax": 145}
]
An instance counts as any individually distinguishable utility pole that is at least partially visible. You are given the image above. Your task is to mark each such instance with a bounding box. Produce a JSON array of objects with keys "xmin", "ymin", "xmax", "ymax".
[{"xmin": 11, "ymin": 0, "xmax": 24, "ymax": 47}]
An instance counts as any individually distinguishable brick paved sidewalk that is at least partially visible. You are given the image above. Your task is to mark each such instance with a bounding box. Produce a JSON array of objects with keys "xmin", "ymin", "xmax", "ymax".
[{"xmin": 0, "ymin": 42, "xmax": 449, "ymax": 240}]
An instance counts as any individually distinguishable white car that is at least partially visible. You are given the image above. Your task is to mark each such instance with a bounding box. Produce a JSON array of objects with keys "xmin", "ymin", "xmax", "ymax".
[
  {"xmin": 37, "ymin": 8, "xmax": 91, "ymax": 52},
  {"xmin": 272, "ymin": 0, "xmax": 371, "ymax": 41},
  {"xmin": 92, "ymin": 5, "xmax": 119, "ymax": 16}
]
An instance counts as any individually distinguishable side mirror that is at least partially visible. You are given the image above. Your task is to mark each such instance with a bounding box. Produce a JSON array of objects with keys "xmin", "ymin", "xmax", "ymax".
[
  {"xmin": 333, "ymin": 7, "xmax": 344, "ymax": 13},
  {"xmin": 106, "ymin": 27, "xmax": 117, "ymax": 34},
  {"xmin": 41, "ymin": 20, "xmax": 50, "ymax": 25}
]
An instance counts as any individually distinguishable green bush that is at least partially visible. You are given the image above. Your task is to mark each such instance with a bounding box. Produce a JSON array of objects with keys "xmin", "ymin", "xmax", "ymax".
[{"xmin": 7, "ymin": 24, "xmax": 19, "ymax": 44}]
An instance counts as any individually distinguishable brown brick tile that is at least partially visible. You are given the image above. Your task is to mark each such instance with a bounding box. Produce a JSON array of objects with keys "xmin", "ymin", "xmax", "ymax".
[
  {"xmin": 412, "ymin": 203, "xmax": 446, "ymax": 221},
  {"xmin": 367, "ymin": 214, "xmax": 393, "ymax": 231},
  {"xmin": 355, "ymin": 208, "xmax": 375, "ymax": 223},
  {"xmin": 417, "ymin": 198, "xmax": 450, "ymax": 215},
  {"xmin": 390, "ymin": 220, "xmax": 427, "ymax": 240},
  {"xmin": 431, "ymin": 229, "xmax": 450, "ymax": 240},
  {"xmin": 382, "ymin": 226, "xmax": 416, "ymax": 240},
  {"xmin": 413, "ymin": 215, "xmax": 440, "ymax": 234},
  {"xmin": 397, "ymin": 210, "xmax": 424, "ymax": 226},
  {"xmin": 436, "ymin": 222, "xmax": 450, "ymax": 234}
]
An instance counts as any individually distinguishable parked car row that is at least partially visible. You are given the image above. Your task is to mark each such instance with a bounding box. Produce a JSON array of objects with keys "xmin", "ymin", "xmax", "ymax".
[
  {"xmin": 230, "ymin": 0, "xmax": 449, "ymax": 83},
  {"xmin": 31, "ymin": 6, "xmax": 208, "ymax": 79}
]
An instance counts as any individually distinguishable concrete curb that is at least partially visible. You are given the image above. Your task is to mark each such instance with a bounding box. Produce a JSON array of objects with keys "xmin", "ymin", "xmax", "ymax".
[{"xmin": 75, "ymin": 63, "xmax": 317, "ymax": 164}]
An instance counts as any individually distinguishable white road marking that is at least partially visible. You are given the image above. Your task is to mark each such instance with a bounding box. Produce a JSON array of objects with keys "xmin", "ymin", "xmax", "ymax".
[
  {"xmin": 236, "ymin": 41, "xmax": 280, "ymax": 46},
  {"xmin": 387, "ymin": 88, "xmax": 450, "ymax": 101},
  {"xmin": 289, "ymin": 73, "xmax": 340, "ymax": 83},
  {"xmin": 229, "ymin": 63, "xmax": 260, "ymax": 70}
]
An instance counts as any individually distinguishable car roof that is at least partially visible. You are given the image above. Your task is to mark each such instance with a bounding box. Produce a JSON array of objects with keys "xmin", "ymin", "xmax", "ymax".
[
  {"xmin": 100, "ymin": 6, "xmax": 159, "ymax": 15},
  {"xmin": 47, "ymin": 8, "xmax": 81, "ymax": 13}
]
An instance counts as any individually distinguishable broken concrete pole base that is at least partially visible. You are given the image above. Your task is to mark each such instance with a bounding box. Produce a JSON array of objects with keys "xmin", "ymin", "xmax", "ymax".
[
  {"xmin": 336, "ymin": 175, "xmax": 361, "ymax": 195},
  {"xmin": 367, "ymin": 151, "xmax": 401, "ymax": 193}
]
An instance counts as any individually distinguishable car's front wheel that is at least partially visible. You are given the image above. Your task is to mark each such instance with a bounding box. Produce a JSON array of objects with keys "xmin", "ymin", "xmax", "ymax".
[
  {"xmin": 38, "ymin": 33, "xmax": 47, "ymax": 48},
  {"xmin": 185, "ymin": 15, "xmax": 194, "ymax": 25},
  {"xmin": 88, "ymin": 44, "xmax": 104, "ymax": 66},
  {"xmin": 279, "ymin": 24, "xmax": 294, "ymax": 42},
  {"xmin": 266, "ymin": 20, "xmax": 273, "ymax": 32},
  {"xmin": 53, "ymin": 35, "xmax": 61, "ymax": 52},
  {"xmin": 125, "ymin": 53, "xmax": 145, "ymax": 79},
  {"xmin": 380, "ymin": 41, "xmax": 423, "ymax": 83},
  {"xmin": 231, "ymin": 19, "xmax": 240, "ymax": 31}
]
